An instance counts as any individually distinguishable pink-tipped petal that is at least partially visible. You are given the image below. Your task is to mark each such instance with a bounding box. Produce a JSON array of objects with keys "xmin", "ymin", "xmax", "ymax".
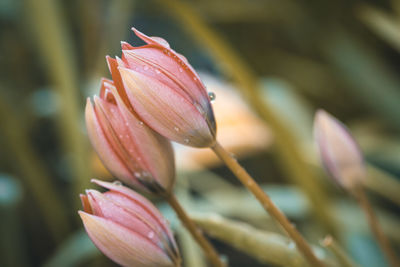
[
  {"xmin": 79, "ymin": 212, "xmax": 174, "ymax": 267},
  {"xmin": 119, "ymin": 67, "xmax": 215, "ymax": 147},
  {"xmin": 121, "ymin": 41, "xmax": 135, "ymax": 50},
  {"xmin": 132, "ymin": 27, "xmax": 170, "ymax": 48}
]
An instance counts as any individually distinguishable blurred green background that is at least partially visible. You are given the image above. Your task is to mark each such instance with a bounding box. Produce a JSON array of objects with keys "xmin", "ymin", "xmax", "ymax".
[{"xmin": 0, "ymin": 0, "xmax": 399, "ymax": 266}]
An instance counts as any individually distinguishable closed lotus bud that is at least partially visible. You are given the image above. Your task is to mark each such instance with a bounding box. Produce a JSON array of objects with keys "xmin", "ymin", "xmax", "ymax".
[
  {"xmin": 314, "ymin": 109, "xmax": 365, "ymax": 190},
  {"xmin": 85, "ymin": 67, "xmax": 175, "ymax": 194},
  {"xmin": 79, "ymin": 180, "xmax": 181, "ymax": 267},
  {"xmin": 115, "ymin": 27, "xmax": 216, "ymax": 147}
]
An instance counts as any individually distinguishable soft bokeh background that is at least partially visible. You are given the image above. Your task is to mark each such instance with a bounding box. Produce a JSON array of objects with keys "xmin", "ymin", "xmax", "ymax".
[{"xmin": 0, "ymin": 0, "xmax": 399, "ymax": 266}]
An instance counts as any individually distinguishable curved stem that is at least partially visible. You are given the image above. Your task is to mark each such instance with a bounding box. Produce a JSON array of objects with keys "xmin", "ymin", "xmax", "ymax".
[
  {"xmin": 211, "ymin": 141, "xmax": 324, "ymax": 267},
  {"xmin": 353, "ymin": 186, "xmax": 400, "ymax": 267},
  {"xmin": 166, "ymin": 194, "xmax": 225, "ymax": 267}
]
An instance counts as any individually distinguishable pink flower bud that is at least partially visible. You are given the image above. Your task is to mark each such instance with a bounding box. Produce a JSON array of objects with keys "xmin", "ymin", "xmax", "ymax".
[
  {"xmin": 115, "ymin": 27, "xmax": 216, "ymax": 147},
  {"xmin": 85, "ymin": 70, "xmax": 175, "ymax": 194},
  {"xmin": 314, "ymin": 109, "xmax": 365, "ymax": 190},
  {"xmin": 79, "ymin": 180, "xmax": 181, "ymax": 267}
]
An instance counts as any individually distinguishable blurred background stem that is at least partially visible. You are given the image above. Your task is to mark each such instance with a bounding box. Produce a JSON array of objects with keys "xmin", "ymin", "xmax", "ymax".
[
  {"xmin": 24, "ymin": 0, "xmax": 91, "ymax": 207},
  {"xmin": 0, "ymin": 92, "xmax": 70, "ymax": 242},
  {"xmin": 160, "ymin": 0, "xmax": 337, "ymax": 236},
  {"xmin": 353, "ymin": 185, "xmax": 399, "ymax": 267},
  {"xmin": 321, "ymin": 236, "xmax": 359, "ymax": 267}
]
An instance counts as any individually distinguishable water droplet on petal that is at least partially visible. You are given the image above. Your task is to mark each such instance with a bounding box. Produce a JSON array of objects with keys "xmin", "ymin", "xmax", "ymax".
[
  {"xmin": 113, "ymin": 181, "xmax": 122, "ymax": 186},
  {"xmin": 174, "ymin": 126, "xmax": 180, "ymax": 132},
  {"xmin": 208, "ymin": 92, "xmax": 216, "ymax": 101},
  {"xmin": 179, "ymin": 67, "xmax": 183, "ymax": 73},
  {"xmin": 148, "ymin": 231, "xmax": 155, "ymax": 239},
  {"xmin": 184, "ymin": 138, "xmax": 190, "ymax": 144},
  {"xmin": 155, "ymin": 69, "xmax": 161, "ymax": 74},
  {"xmin": 138, "ymin": 121, "xmax": 144, "ymax": 125},
  {"xmin": 193, "ymin": 77, "xmax": 197, "ymax": 81},
  {"xmin": 143, "ymin": 65, "xmax": 149, "ymax": 71},
  {"xmin": 134, "ymin": 172, "xmax": 141, "ymax": 178}
]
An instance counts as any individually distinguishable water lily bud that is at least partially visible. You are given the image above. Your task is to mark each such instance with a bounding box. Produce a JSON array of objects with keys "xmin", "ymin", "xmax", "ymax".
[
  {"xmin": 314, "ymin": 109, "xmax": 365, "ymax": 190},
  {"xmin": 85, "ymin": 74, "xmax": 175, "ymax": 194},
  {"xmin": 79, "ymin": 180, "xmax": 181, "ymax": 267},
  {"xmin": 116, "ymin": 27, "xmax": 216, "ymax": 147}
]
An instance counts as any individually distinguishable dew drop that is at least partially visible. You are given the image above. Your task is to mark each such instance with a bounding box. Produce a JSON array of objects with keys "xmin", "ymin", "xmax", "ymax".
[
  {"xmin": 184, "ymin": 138, "xmax": 190, "ymax": 144},
  {"xmin": 134, "ymin": 172, "xmax": 141, "ymax": 178},
  {"xmin": 208, "ymin": 92, "xmax": 216, "ymax": 101},
  {"xmin": 174, "ymin": 126, "xmax": 180, "ymax": 132},
  {"xmin": 193, "ymin": 77, "xmax": 197, "ymax": 81},
  {"xmin": 138, "ymin": 121, "xmax": 144, "ymax": 125},
  {"xmin": 155, "ymin": 69, "xmax": 161, "ymax": 74},
  {"xmin": 148, "ymin": 231, "xmax": 155, "ymax": 239},
  {"xmin": 179, "ymin": 67, "xmax": 183, "ymax": 73},
  {"xmin": 113, "ymin": 181, "xmax": 122, "ymax": 186},
  {"xmin": 143, "ymin": 65, "xmax": 149, "ymax": 71}
]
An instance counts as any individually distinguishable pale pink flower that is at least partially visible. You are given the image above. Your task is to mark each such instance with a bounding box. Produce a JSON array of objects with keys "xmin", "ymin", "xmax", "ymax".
[
  {"xmin": 79, "ymin": 179, "xmax": 181, "ymax": 267},
  {"xmin": 114, "ymin": 28, "xmax": 216, "ymax": 147}
]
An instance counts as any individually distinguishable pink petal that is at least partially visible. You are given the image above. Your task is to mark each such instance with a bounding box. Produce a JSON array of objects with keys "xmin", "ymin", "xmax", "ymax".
[
  {"xmin": 86, "ymin": 190, "xmax": 164, "ymax": 247},
  {"xmin": 92, "ymin": 96, "xmax": 145, "ymax": 181},
  {"xmin": 92, "ymin": 179, "xmax": 179, "ymax": 252},
  {"xmin": 85, "ymin": 98, "xmax": 140, "ymax": 188},
  {"xmin": 106, "ymin": 56, "xmax": 132, "ymax": 109},
  {"xmin": 79, "ymin": 212, "xmax": 174, "ymax": 267},
  {"xmin": 119, "ymin": 67, "xmax": 215, "ymax": 147},
  {"xmin": 110, "ymin": 85, "xmax": 176, "ymax": 191},
  {"xmin": 121, "ymin": 47, "xmax": 209, "ymax": 110}
]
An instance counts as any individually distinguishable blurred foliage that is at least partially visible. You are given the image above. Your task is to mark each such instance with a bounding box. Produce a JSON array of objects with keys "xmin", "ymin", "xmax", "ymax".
[{"xmin": 0, "ymin": 0, "xmax": 399, "ymax": 266}]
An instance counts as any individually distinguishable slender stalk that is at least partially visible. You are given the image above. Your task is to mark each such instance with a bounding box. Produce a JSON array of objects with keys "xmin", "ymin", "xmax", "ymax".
[
  {"xmin": 165, "ymin": 194, "xmax": 225, "ymax": 267},
  {"xmin": 352, "ymin": 186, "xmax": 400, "ymax": 267},
  {"xmin": 321, "ymin": 236, "xmax": 359, "ymax": 267},
  {"xmin": 211, "ymin": 141, "xmax": 324, "ymax": 267}
]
